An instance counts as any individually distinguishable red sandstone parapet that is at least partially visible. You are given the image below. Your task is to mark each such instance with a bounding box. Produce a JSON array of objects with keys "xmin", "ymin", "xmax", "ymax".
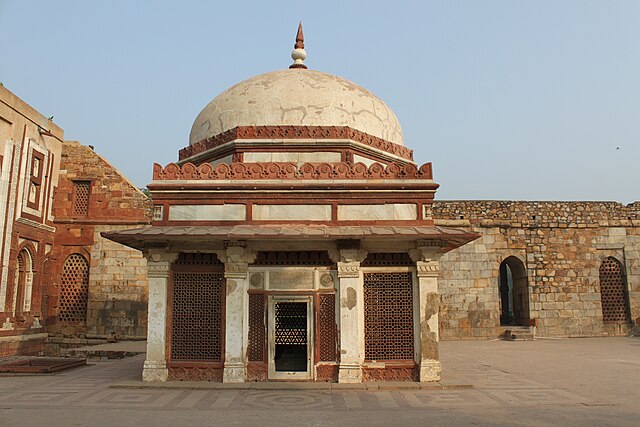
[
  {"xmin": 153, "ymin": 161, "xmax": 433, "ymax": 181},
  {"xmin": 179, "ymin": 125, "xmax": 414, "ymax": 161}
]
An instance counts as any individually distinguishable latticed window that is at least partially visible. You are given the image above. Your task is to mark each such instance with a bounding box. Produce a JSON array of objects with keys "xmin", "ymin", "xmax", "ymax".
[
  {"xmin": 59, "ymin": 254, "xmax": 90, "ymax": 323},
  {"xmin": 171, "ymin": 271, "xmax": 224, "ymax": 361},
  {"xmin": 72, "ymin": 181, "xmax": 91, "ymax": 216},
  {"xmin": 247, "ymin": 293, "xmax": 266, "ymax": 362},
  {"xmin": 317, "ymin": 293, "xmax": 337, "ymax": 361},
  {"xmin": 599, "ymin": 257, "xmax": 631, "ymax": 324},
  {"xmin": 364, "ymin": 272, "xmax": 414, "ymax": 361}
]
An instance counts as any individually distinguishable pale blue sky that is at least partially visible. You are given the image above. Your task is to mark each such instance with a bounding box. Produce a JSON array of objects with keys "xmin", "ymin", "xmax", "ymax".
[{"xmin": 1, "ymin": 1, "xmax": 638, "ymax": 203}]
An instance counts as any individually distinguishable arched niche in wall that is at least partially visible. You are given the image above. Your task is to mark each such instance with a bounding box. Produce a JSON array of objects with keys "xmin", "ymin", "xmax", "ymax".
[{"xmin": 498, "ymin": 256, "xmax": 530, "ymax": 326}]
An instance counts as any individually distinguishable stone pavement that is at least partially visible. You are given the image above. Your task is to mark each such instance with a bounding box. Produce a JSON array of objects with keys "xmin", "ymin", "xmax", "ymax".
[{"xmin": 0, "ymin": 337, "xmax": 638, "ymax": 426}]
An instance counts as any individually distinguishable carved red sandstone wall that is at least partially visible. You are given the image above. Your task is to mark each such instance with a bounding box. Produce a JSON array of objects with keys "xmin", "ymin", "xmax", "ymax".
[
  {"xmin": 153, "ymin": 161, "xmax": 433, "ymax": 181},
  {"xmin": 179, "ymin": 125, "xmax": 414, "ymax": 161}
]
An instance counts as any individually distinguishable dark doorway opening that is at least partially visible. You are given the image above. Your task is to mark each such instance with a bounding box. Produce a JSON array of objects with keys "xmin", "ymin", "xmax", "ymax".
[
  {"xmin": 274, "ymin": 301, "xmax": 308, "ymax": 372},
  {"xmin": 499, "ymin": 257, "xmax": 530, "ymax": 326}
]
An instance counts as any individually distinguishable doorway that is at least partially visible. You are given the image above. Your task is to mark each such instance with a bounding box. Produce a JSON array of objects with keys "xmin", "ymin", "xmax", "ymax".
[
  {"xmin": 498, "ymin": 257, "xmax": 529, "ymax": 326},
  {"xmin": 268, "ymin": 296, "xmax": 313, "ymax": 380}
]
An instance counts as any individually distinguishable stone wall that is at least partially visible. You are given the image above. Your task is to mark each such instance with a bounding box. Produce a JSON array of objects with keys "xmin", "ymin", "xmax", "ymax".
[
  {"xmin": 49, "ymin": 141, "xmax": 152, "ymax": 339},
  {"xmin": 434, "ymin": 201, "xmax": 640, "ymax": 339}
]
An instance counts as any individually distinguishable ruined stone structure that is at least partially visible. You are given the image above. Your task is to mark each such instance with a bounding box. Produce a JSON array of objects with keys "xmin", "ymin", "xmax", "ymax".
[
  {"xmin": 48, "ymin": 141, "xmax": 152, "ymax": 340},
  {"xmin": 0, "ymin": 86, "xmax": 152, "ymax": 357},
  {"xmin": 105, "ymin": 24, "xmax": 478, "ymax": 383},
  {"xmin": 0, "ymin": 85, "xmax": 63, "ymax": 356},
  {"xmin": 434, "ymin": 201, "xmax": 639, "ymax": 339}
]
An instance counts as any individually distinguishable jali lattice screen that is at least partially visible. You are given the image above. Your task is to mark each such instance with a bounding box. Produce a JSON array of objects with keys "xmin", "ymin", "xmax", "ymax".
[
  {"xmin": 275, "ymin": 302, "xmax": 307, "ymax": 345},
  {"xmin": 364, "ymin": 272, "xmax": 414, "ymax": 360},
  {"xmin": 248, "ymin": 293, "xmax": 266, "ymax": 362},
  {"xmin": 171, "ymin": 272, "xmax": 224, "ymax": 361},
  {"xmin": 59, "ymin": 254, "xmax": 90, "ymax": 323},
  {"xmin": 599, "ymin": 257, "xmax": 631, "ymax": 324},
  {"xmin": 317, "ymin": 293, "xmax": 337, "ymax": 361},
  {"xmin": 72, "ymin": 181, "xmax": 90, "ymax": 216}
]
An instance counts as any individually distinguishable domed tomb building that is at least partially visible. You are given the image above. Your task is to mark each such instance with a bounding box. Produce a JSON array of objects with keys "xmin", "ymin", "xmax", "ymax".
[{"xmin": 104, "ymin": 25, "xmax": 478, "ymax": 383}]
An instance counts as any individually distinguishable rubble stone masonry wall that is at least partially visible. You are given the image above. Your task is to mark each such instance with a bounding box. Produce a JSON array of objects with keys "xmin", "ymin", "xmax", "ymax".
[
  {"xmin": 433, "ymin": 201, "xmax": 640, "ymax": 339},
  {"xmin": 50, "ymin": 141, "xmax": 152, "ymax": 339}
]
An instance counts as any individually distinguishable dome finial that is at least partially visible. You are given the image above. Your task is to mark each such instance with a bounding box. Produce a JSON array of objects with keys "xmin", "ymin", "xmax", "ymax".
[{"xmin": 289, "ymin": 21, "xmax": 308, "ymax": 69}]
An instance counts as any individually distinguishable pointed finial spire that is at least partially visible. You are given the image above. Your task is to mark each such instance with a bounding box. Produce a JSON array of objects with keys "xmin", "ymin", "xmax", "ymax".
[{"xmin": 289, "ymin": 21, "xmax": 308, "ymax": 69}]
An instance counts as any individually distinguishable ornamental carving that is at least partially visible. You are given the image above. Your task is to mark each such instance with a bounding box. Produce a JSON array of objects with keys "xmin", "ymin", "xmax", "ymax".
[
  {"xmin": 144, "ymin": 250, "xmax": 178, "ymax": 278},
  {"xmin": 249, "ymin": 273, "xmax": 264, "ymax": 289},
  {"xmin": 337, "ymin": 262, "xmax": 360, "ymax": 278},
  {"xmin": 168, "ymin": 366, "xmax": 223, "ymax": 382},
  {"xmin": 179, "ymin": 125, "xmax": 414, "ymax": 161},
  {"xmin": 362, "ymin": 366, "xmax": 418, "ymax": 382},
  {"xmin": 415, "ymin": 261, "xmax": 440, "ymax": 278},
  {"xmin": 246, "ymin": 362, "xmax": 268, "ymax": 382},
  {"xmin": 153, "ymin": 161, "xmax": 433, "ymax": 181},
  {"xmin": 315, "ymin": 364, "xmax": 339, "ymax": 382},
  {"xmin": 320, "ymin": 273, "xmax": 334, "ymax": 288},
  {"xmin": 215, "ymin": 246, "xmax": 256, "ymax": 279}
]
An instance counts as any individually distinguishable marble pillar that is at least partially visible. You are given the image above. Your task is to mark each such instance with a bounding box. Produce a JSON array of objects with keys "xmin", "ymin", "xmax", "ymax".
[
  {"xmin": 216, "ymin": 244, "xmax": 256, "ymax": 383},
  {"xmin": 331, "ymin": 248, "xmax": 368, "ymax": 383},
  {"xmin": 142, "ymin": 249, "xmax": 178, "ymax": 382},
  {"xmin": 410, "ymin": 243, "xmax": 444, "ymax": 382}
]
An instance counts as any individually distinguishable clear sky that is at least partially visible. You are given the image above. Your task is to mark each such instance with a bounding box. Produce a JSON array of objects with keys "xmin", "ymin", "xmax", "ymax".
[{"xmin": 1, "ymin": 1, "xmax": 638, "ymax": 203}]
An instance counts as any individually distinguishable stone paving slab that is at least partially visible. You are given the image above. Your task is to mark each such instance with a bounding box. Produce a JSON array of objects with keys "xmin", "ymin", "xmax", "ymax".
[
  {"xmin": 0, "ymin": 337, "xmax": 638, "ymax": 427},
  {"xmin": 110, "ymin": 378, "xmax": 472, "ymax": 391}
]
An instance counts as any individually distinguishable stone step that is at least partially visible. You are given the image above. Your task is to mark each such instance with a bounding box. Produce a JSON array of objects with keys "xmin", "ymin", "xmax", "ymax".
[{"xmin": 499, "ymin": 326, "xmax": 535, "ymax": 341}]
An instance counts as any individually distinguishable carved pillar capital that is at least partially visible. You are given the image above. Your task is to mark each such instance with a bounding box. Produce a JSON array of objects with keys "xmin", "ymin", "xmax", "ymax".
[
  {"xmin": 329, "ymin": 248, "xmax": 368, "ymax": 278},
  {"xmin": 144, "ymin": 249, "xmax": 178, "ymax": 278},
  {"xmin": 216, "ymin": 244, "xmax": 257, "ymax": 279},
  {"xmin": 415, "ymin": 260, "xmax": 440, "ymax": 278}
]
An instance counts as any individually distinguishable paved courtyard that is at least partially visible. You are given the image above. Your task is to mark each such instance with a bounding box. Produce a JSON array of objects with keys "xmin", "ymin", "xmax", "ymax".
[{"xmin": 1, "ymin": 337, "xmax": 638, "ymax": 426}]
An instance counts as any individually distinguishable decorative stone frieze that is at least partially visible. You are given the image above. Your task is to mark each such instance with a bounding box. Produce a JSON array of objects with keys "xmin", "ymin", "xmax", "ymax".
[
  {"xmin": 179, "ymin": 125, "xmax": 414, "ymax": 161},
  {"xmin": 153, "ymin": 160, "xmax": 433, "ymax": 181}
]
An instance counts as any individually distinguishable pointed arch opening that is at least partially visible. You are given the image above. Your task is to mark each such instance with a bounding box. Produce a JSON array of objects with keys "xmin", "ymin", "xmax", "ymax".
[
  {"xmin": 599, "ymin": 257, "xmax": 631, "ymax": 324},
  {"xmin": 498, "ymin": 256, "xmax": 529, "ymax": 326},
  {"xmin": 14, "ymin": 248, "xmax": 34, "ymax": 316}
]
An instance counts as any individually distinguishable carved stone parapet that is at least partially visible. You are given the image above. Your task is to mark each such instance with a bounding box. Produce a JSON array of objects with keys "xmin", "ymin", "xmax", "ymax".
[
  {"xmin": 142, "ymin": 360, "xmax": 168, "ymax": 382},
  {"xmin": 144, "ymin": 250, "xmax": 178, "ymax": 278},
  {"xmin": 177, "ymin": 125, "xmax": 415, "ymax": 162}
]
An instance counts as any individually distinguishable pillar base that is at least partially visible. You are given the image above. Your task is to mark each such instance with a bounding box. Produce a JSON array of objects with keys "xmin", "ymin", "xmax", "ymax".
[
  {"xmin": 338, "ymin": 364, "xmax": 362, "ymax": 383},
  {"xmin": 223, "ymin": 363, "xmax": 246, "ymax": 383},
  {"xmin": 142, "ymin": 360, "xmax": 168, "ymax": 382},
  {"xmin": 419, "ymin": 359, "xmax": 442, "ymax": 382}
]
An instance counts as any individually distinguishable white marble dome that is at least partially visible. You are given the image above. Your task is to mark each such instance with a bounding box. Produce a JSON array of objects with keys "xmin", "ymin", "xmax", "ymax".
[{"xmin": 189, "ymin": 69, "xmax": 404, "ymax": 146}]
